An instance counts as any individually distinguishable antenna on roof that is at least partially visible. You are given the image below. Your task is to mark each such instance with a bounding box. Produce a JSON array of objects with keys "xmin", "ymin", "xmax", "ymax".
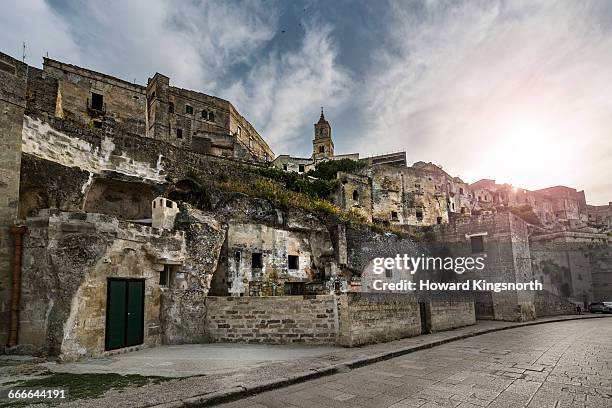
[{"xmin": 22, "ymin": 42, "xmax": 26, "ymax": 63}]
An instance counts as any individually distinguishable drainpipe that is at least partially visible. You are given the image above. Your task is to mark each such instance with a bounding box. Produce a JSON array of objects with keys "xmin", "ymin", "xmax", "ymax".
[{"xmin": 7, "ymin": 225, "xmax": 26, "ymax": 348}]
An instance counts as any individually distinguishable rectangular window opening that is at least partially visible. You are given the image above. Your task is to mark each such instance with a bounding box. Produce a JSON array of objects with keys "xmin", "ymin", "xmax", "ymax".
[
  {"xmin": 470, "ymin": 236, "xmax": 484, "ymax": 253},
  {"xmin": 185, "ymin": 105, "xmax": 193, "ymax": 114},
  {"xmin": 288, "ymin": 255, "xmax": 299, "ymax": 270},
  {"xmin": 160, "ymin": 265, "xmax": 171, "ymax": 287},
  {"xmin": 298, "ymin": 164, "xmax": 305, "ymax": 173},
  {"xmin": 416, "ymin": 210, "xmax": 423, "ymax": 221},
  {"xmin": 176, "ymin": 128, "xmax": 183, "ymax": 139},
  {"xmin": 391, "ymin": 211, "xmax": 398, "ymax": 221},
  {"xmin": 91, "ymin": 92, "xmax": 104, "ymax": 111},
  {"xmin": 251, "ymin": 252, "xmax": 263, "ymax": 269}
]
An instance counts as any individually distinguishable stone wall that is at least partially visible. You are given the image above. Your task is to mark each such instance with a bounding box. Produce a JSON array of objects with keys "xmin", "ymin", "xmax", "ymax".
[
  {"xmin": 0, "ymin": 52, "xmax": 27, "ymax": 345},
  {"xmin": 17, "ymin": 210, "xmax": 185, "ymax": 360},
  {"xmin": 338, "ymin": 293, "xmax": 421, "ymax": 347},
  {"xmin": 431, "ymin": 212, "xmax": 536, "ymax": 321},
  {"xmin": 160, "ymin": 290, "xmax": 208, "ymax": 345},
  {"xmin": 534, "ymin": 290, "xmax": 577, "ymax": 317},
  {"xmin": 427, "ymin": 297, "xmax": 476, "ymax": 332},
  {"xmin": 205, "ymin": 295, "xmax": 337, "ymax": 344}
]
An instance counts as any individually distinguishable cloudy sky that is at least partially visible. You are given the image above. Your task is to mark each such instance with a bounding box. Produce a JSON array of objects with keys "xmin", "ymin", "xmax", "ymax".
[{"xmin": 1, "ymin": 0, "xmax": 611, "ymax": 204}]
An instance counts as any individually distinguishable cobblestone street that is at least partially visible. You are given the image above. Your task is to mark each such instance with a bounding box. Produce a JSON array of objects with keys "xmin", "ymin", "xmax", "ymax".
[{"xmin": 216, "ymin": 318, "xmax": 612, "ymax": 408}]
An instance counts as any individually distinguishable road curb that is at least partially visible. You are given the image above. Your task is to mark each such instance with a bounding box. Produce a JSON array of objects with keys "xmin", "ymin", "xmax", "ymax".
[{"xmin": 150, "ymin": 314, "xmax": 611, "ymax": 408}]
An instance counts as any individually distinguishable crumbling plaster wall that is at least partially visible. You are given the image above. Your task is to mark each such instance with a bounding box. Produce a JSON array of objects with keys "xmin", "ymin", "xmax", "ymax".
[{"xmin": 19, "ymin": 210, "xmax": 185, "ymax": 360}]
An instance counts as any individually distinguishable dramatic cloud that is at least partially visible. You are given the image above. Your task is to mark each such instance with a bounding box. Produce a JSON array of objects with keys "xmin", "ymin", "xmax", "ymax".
[
  {"xmin": 359, "ymin": 1, "xmax": 612, "ymax": 204},
  {"xmin": 1, "ymin": 1, "xmax": 610, "ymax": 204},
  {"xmin": 1, "ymin": 0, "xmax": 278, "ymax": 90},
  {"xmin": 225, "ymin": 22, "xmax": 353, "ymax": 154}
]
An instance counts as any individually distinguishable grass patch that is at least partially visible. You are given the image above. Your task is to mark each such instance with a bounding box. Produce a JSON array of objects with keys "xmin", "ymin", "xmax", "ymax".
[{"xmin": 0, "ymin": 372, "xmax": 172, "ymax": 406}]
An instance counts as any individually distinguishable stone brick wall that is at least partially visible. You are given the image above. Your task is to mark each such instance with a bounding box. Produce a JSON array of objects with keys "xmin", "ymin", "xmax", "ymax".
[
  {"xmin": 338, "ymin": 293, "xmax": 421, "ymax": 347},
  {"xmin": 206, "ymin": 295, "xmax": 337, "ymax": 344},
  {"xmin": 427, "ymin": 298, "xmax": 476, "ymax": 332},
  {"xmin": 534, "ymin": 290, "xmax": 577, "ymax": 317}
]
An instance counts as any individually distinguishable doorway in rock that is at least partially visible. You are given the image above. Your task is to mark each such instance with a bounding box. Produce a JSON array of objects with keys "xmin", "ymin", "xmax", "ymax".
[{"xmin": 105, "ymin": 279, "xmax": 145, "ymax": 350}]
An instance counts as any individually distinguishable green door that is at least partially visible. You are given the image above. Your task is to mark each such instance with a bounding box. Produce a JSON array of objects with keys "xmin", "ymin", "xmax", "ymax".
[
  {"xmin": 126, "ymin": 280, "xmax": 144, "ymax": 346},
  {"xmin": 106, "ymin": 279, "xmax": 144, "ymax": 350}
]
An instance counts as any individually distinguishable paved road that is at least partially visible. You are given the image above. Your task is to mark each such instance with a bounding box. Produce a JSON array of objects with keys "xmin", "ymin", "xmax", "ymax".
[{"xmin": 216, "ymin": 318, "xmax": 612, "ymax": 408}]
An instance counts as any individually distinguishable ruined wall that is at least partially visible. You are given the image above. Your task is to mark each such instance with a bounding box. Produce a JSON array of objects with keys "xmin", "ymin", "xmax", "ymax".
[
  {"xmin": 338, "ymin": 293, "xmax": 421, "ymax": 347},
  {"xmin": 18, "ymin": 210, "xmax": 185, "ymax": 360},
  {"xmin": 369, "ymin": 165, "xmax": 449, "ymax": 226},
  {"xmin": 43, "ymin": 58, "xmax": 147, "ymax": 132},
  {"xmin": 160, "ymin": 290, "xmax": 208, "ymax": 345},
  {"xmin": 0, "ymin": 52, "xmax": 28, "ymax": 345},
  {"xmin": 335, "ymin": 172, "xmax": 373, "ymax": 222},
  {"xmin": 206, "ymin": 295, "xmax": 337, "ymax": 344}
]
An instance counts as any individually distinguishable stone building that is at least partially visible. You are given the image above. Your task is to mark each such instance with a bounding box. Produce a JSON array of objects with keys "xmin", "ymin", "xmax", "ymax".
[
  {"xmin": 43, "ymin": 57, "xmax": 273, "ymax": 163},
  {"xmin": 0, "ymin": 49, "xmax": 609, "ymax": 362}
]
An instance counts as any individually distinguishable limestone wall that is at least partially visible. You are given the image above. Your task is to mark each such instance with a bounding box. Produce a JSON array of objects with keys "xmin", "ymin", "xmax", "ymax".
[
  {"xmin": 205, "ymin": 295, "xmax": 337, "ymax": 344},
  {"xmin": 534, "ymin": 290, "xmax": 577, "ymax": 317},
  {"xmin": 160, "ymin": 290, "xmax": 208, "ymax": 345},
  {"xmin": 427, "ymin": 298, "xmax": 476, "ymax": 332},
  {"xmin": 338, "ymin": 293, "xmax": 421, "ymax": 347}
]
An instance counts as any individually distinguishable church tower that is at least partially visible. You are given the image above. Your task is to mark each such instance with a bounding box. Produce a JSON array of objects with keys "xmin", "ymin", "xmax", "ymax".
[{"xmin": 312, "ymin": 108, "xmax": 334, "ymax": 161}]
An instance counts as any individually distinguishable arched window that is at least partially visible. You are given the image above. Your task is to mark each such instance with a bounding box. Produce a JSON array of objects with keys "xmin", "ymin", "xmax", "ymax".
[
  {"xmin": 208, "ymin": 111, "xmax": 215, "ymax": 122},
  {"xmin": 201, "ymin": 110, "xmax": 208, "ymax": 119},
  {"xmin": 319, "ymin": 146, "xmax": 325, "ymax": 153},
  {"xmin": 352, "ymin": 190, "xmax": 359, "ymax": 203},
  {"xmin": 168, "ymin": 102, "xmax": 174, "ymax": 113}
]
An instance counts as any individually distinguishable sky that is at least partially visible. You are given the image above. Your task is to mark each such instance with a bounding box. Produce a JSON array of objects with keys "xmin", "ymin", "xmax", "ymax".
[{"xmin": 1, "ymin": 0, "xmax": 611, "ymax": 204}]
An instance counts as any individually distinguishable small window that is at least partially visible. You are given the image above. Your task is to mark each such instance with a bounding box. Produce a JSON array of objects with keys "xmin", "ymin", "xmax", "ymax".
[
  {"xmin": 236, "ymin": 126, "xmax": 242, "ymax": 137},
  {"xmin": 176, "ymin": 128, "xmax": 183, "ymax": 139},
  {"xmin": 283, "ymin": 164, "xmax": 288, "ymax": 171},
  {"xmin": 385, "ymin": 268, "xmax": 392, "ymax": 278},
  {"xmin": 391, "ymin": 211, "xmax": 398, "ymax": 221},
  {"xmin": 160, "ymin": 265, "xmax": 171, "ymax": 287},
  {"xmin": 202, "ymin": 110, "xmax": 208, "ymax": 119},
  {"xmin": 416, "ymin": 210, "xmax": 423, "ymax": 220},
  {"xmin": 459, "ymin": 188, "xmax": 464, "ymax": 195},
  {"xmin": 251, "ymin": 252, "xmax": 263, "ymax": 269},
  {"xmin": 185, "ymin": 105, "xmax": 193, "ymax": 114},
  {"xmin": 92, "ymin": 120, "xmax": 102, "ymax": 129},
  {"xmin": 298, "ymin": 164, "xmax": 305, "ymax": 173},
  {"xmin": 460, "ymin": 207, "xmax": 466, "ymax": 214},
  {"xmin": 235, "ymin": 251, "xmax": 241, "ymax": 263},
  {"xmin": 91, "ymin": 92, "xmax": 104, "ymax": 111},
  {"xmin": 288, "ymin": 255, "xmax": 299, "ymax": 270},
  {"xmin": 319, "ymin": 146, "xmax": 325, "ymax": 153},
  {"xmin": 352, "ymin": 190, "xmax": 359, "ymax": 203},
  {"xmin": 208, "ymin": 112, "xmax": 215, "ymax": 122},
  {"xmin": 165, "ymin": 200, "xmax": 173, "ymax": 208},
  {"xmin": 470, "ymin": 236, "xmax": 484, "ymax": 253},
  {"xmin": 168, "ymin": 102, "xmax": 174, "ymax": 113},
  {"xmin": 436, "ymin": 216, "xmax": 442, "ymax": 224}
]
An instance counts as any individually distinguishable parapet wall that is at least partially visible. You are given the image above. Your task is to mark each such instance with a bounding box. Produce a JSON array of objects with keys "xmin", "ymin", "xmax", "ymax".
[
  {"xmin": 427, "ymin": 298, "xmax": 476, "ymax": 332},
  {"xmin": 205, "ymin": 295, "xmax": 337, "ymax": 344},
  {"xmin": 338, "ymin": 293, "xmax": 421, "ymax": 347}
]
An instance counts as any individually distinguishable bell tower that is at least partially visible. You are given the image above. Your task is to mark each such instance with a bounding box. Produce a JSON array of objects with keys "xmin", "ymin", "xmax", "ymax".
[{"xmin": 312, "ymin": 108, "xmax": 334, "ymax": 161}]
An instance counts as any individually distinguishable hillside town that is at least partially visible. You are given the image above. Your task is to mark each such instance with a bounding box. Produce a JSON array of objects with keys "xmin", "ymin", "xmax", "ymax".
[{"xmin": 0, "ymin": 50, "xmax": 610, "ymax": 366}]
